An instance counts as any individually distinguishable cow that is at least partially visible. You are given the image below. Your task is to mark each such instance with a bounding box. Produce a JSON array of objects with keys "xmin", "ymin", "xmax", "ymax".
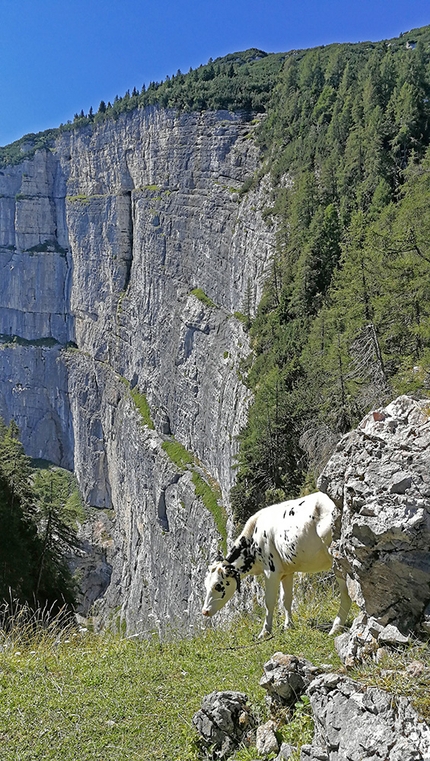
[{"xmin": 202, "ymin": 491, "xmax": 351, "ymax": 638}]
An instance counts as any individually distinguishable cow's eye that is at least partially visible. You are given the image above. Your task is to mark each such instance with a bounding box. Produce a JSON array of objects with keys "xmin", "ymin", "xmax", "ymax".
[{"xmin": 214, "ymin": 583, "xmax": 223, "ymax": 593}]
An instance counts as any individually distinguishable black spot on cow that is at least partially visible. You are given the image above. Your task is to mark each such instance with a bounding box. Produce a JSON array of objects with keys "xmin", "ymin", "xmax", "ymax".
[
  {"xmin": 214, "ymin": 582, "xmax": 226, "ymax": 598},
  {"xmin": 263, "ymin": 530, "xmax": 267, "ymax": 539},
  {"xmin": 289, "ymin": 508, "xmax": 295, "ymax": 516},
  {"xmin": 283, "ymin": 510, "xmax": 287, "ymax": 519},
  {"xmin": 226, "ymin": 544, "xmax": 241, "ymax": 564},
  {"xmin": 299, "ymin": 500, "xmax": 305, "ymax": 506},
  {"xmin": 224, "ymin": 564, "xmax": 242, "ymax": 593},
  {"xmin": 242, "ymin": 554, "xmax": 255, "ymax": 573},
  {"xmin": 268, "ymin": 557, "xmax": 276, "ymax": 572}
]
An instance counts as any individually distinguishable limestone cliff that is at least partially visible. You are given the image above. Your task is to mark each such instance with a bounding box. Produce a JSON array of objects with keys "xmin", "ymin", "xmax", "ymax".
[{"xmin": 0, "ymin": 107, "xmax": 275, "ymax": 634}]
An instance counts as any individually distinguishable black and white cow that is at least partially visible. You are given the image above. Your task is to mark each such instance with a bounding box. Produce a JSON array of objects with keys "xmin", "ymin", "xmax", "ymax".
[{"xmin": 202, "ymin": 491, "xmax": 351, "ymax": 638}]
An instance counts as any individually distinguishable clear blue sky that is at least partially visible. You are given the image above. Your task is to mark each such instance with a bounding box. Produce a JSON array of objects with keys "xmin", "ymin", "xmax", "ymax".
[{"xmin": 0, "ymin": 0, "xmax": 429, "ymax": 147}]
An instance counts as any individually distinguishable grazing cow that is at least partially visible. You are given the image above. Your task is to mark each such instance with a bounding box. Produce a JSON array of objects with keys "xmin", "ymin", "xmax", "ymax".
[{"xmin": 202, "ymin": 491, "xmax": 351, "ymax": 638}]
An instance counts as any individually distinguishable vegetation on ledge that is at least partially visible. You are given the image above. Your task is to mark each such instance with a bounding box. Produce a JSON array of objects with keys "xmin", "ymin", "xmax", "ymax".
[
  {"xmin": 190, "ymin": 288, "xmax": 217, "ymax": 308},
  {"xmin": 130, "ymin": 387, "xmax": 155, "ymax": 430},
  {"xmin": 162, "ymin": 438, "xmax": 227, "ymax": 552}
]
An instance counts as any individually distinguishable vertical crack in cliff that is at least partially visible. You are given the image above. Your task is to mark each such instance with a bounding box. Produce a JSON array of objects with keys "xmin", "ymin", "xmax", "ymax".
[
  {"xmin": 122, "ymin": 190, "xmax": 133, "ymax": 294},
  {"xmin": 157, "ymin": 474, "xmax": 180, "ymax": 532}
]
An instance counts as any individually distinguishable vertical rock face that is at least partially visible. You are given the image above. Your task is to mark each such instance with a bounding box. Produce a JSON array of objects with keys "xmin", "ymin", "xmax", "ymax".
[
  {"xmin": 0, "ymin": 107, "xmax": 275, "ymax": 633},
  {"xmin": 318, "ymin": 396, "xmax": 430, "ymax": 633}
]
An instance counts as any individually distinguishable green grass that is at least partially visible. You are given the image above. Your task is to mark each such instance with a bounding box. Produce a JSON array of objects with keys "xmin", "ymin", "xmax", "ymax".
[
  {"xmin": 190, "ymin": 288, "xmax": 217, "ymax": 309},
  {"xmin": 66, "ymin": 194, "xmax": 90, "ymax": 204},
  {"xmin": 162, "ymin": 439, "xmax": 194, "ymax": 469},
  {"xmin": 191, "ymin": 471, "xmax": 227, "ymax": 556},
  {"xmin": 0, "ymin": 581, "xmax": 428, "ymax": 761},
  {"xmin": 351, "ymin": 638, "xmax": 430, "ymax": 723},
  {"xmin": 130, "ymin": 388, "xmax": 155, "ymax": 430},
  {"xmin": 161, "ymin": 440, "xmax": 227, "ymax": 553},
  {"xmin": 140, "ymin": 184, "xmax": 162, "ymax": 192},
  {"xmin": 0, "ymin": 610, "xmax": 339, "ymax": 761}
]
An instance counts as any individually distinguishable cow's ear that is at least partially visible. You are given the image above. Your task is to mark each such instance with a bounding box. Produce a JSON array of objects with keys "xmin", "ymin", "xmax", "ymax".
[{"xmin": 219, "ymin": 564, "xmax": 226, "ymax": 577}]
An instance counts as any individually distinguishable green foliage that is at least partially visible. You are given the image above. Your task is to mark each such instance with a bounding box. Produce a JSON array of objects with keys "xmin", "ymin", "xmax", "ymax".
[
  {"xmin": 278, "ymin": 695, "xmax": 314, "ymax": 759},
  {"xmin": 190, "ymin": 288, "xmax": 217, "ymax": 308},
  {"xmin": 0, "ymin": 49, "xmax": 285, "ymax": 168},
  {"xmin": 66, "ymin": 194, "xmax": 90, "ymax": 204},
  {"xmin": 0, "ymin": 128, "xmax": 63, "ymax": 168},
  {"xmin": 0, "ymin": 419, "xmax": 79, "ymax": 610},
  {"xmin": 191, "ymin": 472, "xmax": 227, "ymax": 555},
  {"xmin": 130, "ymin": 387, "xmax": 155, "ymax": 429},
  {"xmin": 162, "ymin": 439, "xmax": 195, "ymax": 469},
  {"xmin": 232, "ymin": 25, "xmax": 430, "ymax": 522},
  {"xmin": 31, "ymin": 466, "xmax": 83, "ymax": 605},
  {"xmin": 0, "ymin": 607, "xmax": 341, "ymax": 761},
  {"xmin": 162, "ymin": 440, "xmax": 226, "ymax": 552},
  {"xmin": 0, "ymin": 420, "xmax": 41, "ymax": 603},
  {"xmin": 1, "ymin": 589, "xmax": 427, "ymax": 761}
]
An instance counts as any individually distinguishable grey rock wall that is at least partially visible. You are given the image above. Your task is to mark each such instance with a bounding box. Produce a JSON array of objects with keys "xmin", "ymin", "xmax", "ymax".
[
  {"xmin": 0, "ymin": 107, "xmax": 275, "ymax": 633},
  {"xmin": 318, "ymin": 395, "xmax": 430, "ymax": 635}
]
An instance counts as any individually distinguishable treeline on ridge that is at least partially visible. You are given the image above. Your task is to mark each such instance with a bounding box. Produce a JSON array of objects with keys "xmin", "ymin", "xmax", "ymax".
[{"xmin": 0, "ymin": 48, "xmax": 284, "ymax": 166}]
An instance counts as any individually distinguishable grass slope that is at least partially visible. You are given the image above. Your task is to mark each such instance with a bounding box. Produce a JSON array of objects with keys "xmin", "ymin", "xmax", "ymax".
[{"xmin": 0, "ymin": 582, "xmax": 428, "ymax": 761}]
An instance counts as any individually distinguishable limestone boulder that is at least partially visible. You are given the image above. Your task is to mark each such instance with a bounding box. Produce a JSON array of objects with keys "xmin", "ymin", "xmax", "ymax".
[
  {"xmin": 301, "ymin": 672, "xmax": 430, "ymax": 761},
  {"xmin": 318, "ymin": 396, "xmax": 430, "ymax": 634},
  {"xmin": 192, "ymin": 690, "xmax": 256, "ymax": 759},
  {"xmin": 260, "ymin": 652, "xmax": 321, "ymax": 711}
]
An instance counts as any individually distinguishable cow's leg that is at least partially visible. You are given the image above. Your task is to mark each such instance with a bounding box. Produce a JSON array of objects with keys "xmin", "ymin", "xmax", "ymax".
[
  {"xmin": 280, "ymin": 574, "xmax": 295, "ymax": 629},
  {"xmin": 258, "ymin": 573, "xmax": 279, "ymax": 639},
  {"xmin": 329, "ymin": 575, "xmax": 351, "ymax": 635}
]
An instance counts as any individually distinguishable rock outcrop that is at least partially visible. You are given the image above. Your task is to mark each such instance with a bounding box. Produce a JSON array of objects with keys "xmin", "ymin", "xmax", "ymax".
[
  {"xmin": 192, "ymin": 690, "xmax": 256, "ymax": 759},
  {"xmin": 259, "ymin": 652, "xmax": 321, "ymax": 711},
  {"xmin": 194, "ymin": 654, "xmax": 430, "ymax": 760},
  {"xmin": 318, "ymin": 396, "xmax": 430, "ymax": 640},
  {"xmin": 303, "ymin": 672, "xmax": 430, "ymax": 761},
  {"xmin": 0, "ymin": 107, "xmax": 276, "ymax": 633}
]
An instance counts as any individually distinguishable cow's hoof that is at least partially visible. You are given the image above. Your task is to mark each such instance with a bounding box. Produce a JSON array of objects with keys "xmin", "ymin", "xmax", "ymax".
[
  {"xmin": 257, "ymin": 629, "xmax": 272, "ymax": 640},
  {"xmin": 283, "ymin": 620, "xmax": 295, "ymax": 631}
]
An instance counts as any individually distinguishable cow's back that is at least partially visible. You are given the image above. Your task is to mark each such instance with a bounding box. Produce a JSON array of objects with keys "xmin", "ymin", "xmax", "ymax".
[{"xmin": 253, "ymin": 492, "xmax": 335, "ymax": 575}]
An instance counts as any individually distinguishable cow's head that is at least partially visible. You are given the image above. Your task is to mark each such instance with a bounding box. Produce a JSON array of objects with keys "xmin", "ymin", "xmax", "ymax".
[{"xmin": 202, "ymin": 561, "xmax": 241, "ymax": 618}]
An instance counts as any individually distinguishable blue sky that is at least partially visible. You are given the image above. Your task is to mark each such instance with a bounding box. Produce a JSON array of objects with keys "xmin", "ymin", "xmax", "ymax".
[{"xmin": 0, "ymin": 0, "xmax": 429, "ymax": 147}]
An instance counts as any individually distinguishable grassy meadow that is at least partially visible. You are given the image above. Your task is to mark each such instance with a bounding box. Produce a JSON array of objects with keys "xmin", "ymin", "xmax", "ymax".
[{"xmin": 0, "ymin": 580, "xmax": 428, "ymax": 761}]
